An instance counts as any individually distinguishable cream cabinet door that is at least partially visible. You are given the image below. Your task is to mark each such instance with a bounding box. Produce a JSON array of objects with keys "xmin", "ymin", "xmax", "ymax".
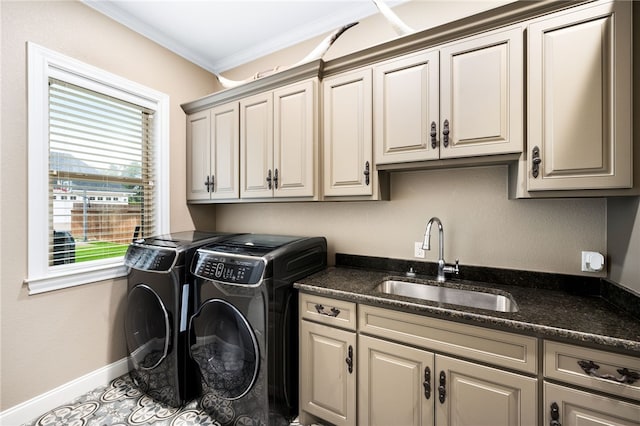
[
  {"xmin": 186, "ymin": 109, "xmax": 212, "ymax": 201},
  {"xmin": 240, "ymin": 91, "xmax": 273, "ymax": 199},
  {"xmin": 359, "ymin": 335, "xmax": 435, "ymax": 426},
  {"xmin": 323, "ymin": 68, "xmax": 374, "ymax": 197},
  {"xmin": 527, "ymin": 1, "xmax": 632, "ymax": 191},
  {"xmin": 374, "ymin": 50, "xmax": 440, "ymax": 164},
  {"xmin": 544, "ymin": 382, "xmax": 640, "ymax": 426},
  {"xmin": 300, "ymin": 320, "xmax": 356, "ymax": 426},
  {"xmin": 209, "ymin": 103, "xmax": 239, "ymax": 200},
  {"xmin": 435, "ymin": 355, "xmax": 537, "ymax": 426},
  {"xmin": 273, "ymin": 79, "xmax": 317, "ymax": 198},
  {"xmin": 439, "ymin": 24, "xmax": 523, "ymax": 159}
]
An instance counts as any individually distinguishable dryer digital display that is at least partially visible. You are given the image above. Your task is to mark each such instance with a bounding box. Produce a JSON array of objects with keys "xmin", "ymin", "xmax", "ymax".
[{"xmin": 193, "ymin": 253, "xmax": 265, "ymax": 284}]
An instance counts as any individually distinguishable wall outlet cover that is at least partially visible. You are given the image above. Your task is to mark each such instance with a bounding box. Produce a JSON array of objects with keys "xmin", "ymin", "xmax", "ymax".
[{"xmin": 414, "ymin": 242, "xmax": 425, "ymax": 258}]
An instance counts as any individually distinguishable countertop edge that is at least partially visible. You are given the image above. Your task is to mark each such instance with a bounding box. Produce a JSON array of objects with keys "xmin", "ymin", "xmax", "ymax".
[{"xmin": 294, "ymin": 282, "xmax": 640, "ymax": 355}]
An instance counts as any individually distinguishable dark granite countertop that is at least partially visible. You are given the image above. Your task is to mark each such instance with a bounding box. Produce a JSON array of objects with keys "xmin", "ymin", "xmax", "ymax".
[{"xmin": 294, "ymin": 262, "xmax": 640, "ymax": 356}]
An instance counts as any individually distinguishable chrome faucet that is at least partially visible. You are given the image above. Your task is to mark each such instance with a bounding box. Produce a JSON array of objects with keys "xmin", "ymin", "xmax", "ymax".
[{"xmin": 422, "ymin": 217, "xmax": 460, "ymax": 282}]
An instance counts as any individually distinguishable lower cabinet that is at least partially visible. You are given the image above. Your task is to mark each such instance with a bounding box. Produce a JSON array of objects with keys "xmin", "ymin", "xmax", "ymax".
[
  {"xmin": 358, "ymin": 335, "xmax": 434, "ymax": 426},
  {"xmin": 544, "ymin": 382, "xmax": 640, "ymax": 426},
  {"xmin": 299, "ymin": 320, "xmax": 356, "ymax": 426},
  {"xmin": 299, "ymin": 294, "xmax": 358, "ymax": 426},
  {"xmin": 299, "ymin": 293, "xmax": 639, "ymax": 426},
  {"xmin": 299, "ymin": 294, "xmax": 539, "ymax": 426},
  {"xmin": 543, "ymin": 340, "xmax": 640, "ymax": 426},
  {"xmin": 359, "ymin": 335, "xmax": 537, "ymax": 426}
]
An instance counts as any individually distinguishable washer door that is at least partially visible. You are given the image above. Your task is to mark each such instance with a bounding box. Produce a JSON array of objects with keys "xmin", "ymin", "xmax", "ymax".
[
  {"xmin": 190, "ymin": 299, "xmax": 260, "ymax": 400},
  {"xmin": 125, "ymin": 284, "xmax": 170, "ymax": 370}
]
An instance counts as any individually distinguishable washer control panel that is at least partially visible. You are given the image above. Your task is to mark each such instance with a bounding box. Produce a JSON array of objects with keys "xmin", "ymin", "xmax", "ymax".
[
  {"xmin": 125, "ymin": 245, "xmax": 177, "ymax": 272},
  {"xmin": 192, "ymin": 252, "xmax": 265, "ymax": 285}
]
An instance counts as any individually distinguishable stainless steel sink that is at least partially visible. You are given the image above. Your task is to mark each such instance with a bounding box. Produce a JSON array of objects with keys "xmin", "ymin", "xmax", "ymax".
[{"xmin": 375, "ymin": 279, "xmax": 519, "ymax": 313}]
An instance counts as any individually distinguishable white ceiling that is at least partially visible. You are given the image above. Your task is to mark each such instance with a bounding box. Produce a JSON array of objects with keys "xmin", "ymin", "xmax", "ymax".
[{"xmin": 83, "ymin": 0, "xmax": 406, "ymax": 74}]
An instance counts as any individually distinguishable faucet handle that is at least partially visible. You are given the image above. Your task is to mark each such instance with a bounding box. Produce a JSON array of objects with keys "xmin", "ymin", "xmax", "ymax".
[{"xmin": 443, "ymin": 259, "xmax": 460, "ymax": 277}]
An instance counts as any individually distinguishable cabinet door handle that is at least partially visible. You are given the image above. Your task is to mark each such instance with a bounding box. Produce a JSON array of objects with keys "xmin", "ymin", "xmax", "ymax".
[
  {"xmin": 346, "ymin": 345, "xmax": 353, "ymax": 374},
  {"xmin": 423, "ymin": 366, "xmax": 431, "ymax": 399},
  {"xmin": 204, "ymin": 175, "xmax": 214, "ymax": 192},
  {"xmin": 442, "ymin": 119, "xmax": 450, "ymax": 148},
  {"xmin": 314, "ymin": 304, "xmax": 340, "ymax": 317},
  {"xmin": 532, "ymin": 146, "xmax": 541, "ymax": 178},
  {"xmin": 550, "ymin": 402, "xmax": 561, "ymax": 426},
  {"xmin": 430, "ymin": 121, "xmax": 437, "ymax": 149},
  {"xmin": 577, "ymin": 360, "xmax": 640, "ymax": 384},
  {"xmin": 266, "ymin": 169, "xmax": 272, "ymax": 190},
  {"xmin": 274, "ymin": 168, "xmax": 279, "ymax": 189},
  {"xmin": 364, "ymin": 161, "xmax": 370, "ymax": 186},
  {"xmin": 438, "ymin": 371, "xmax": 446, "ymax": 403}
]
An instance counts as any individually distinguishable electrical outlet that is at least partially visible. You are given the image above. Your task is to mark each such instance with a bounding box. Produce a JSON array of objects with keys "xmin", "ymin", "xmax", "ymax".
[{"xmin": 414, "ymin": 242, "xmax": 425, "ymax": 258}]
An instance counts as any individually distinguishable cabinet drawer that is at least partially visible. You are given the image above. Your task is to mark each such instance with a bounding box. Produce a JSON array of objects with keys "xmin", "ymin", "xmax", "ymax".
[
  {"xmin": 299, "ymin": 293, "xmax": 357, "ymax": 331},
  {"xmin": 359, "ymin": 304, "xmax": 537, "ymax": 374},
  {"xmin": 544, "ymin": 340, "xmax": 640, "ymax": 402}
]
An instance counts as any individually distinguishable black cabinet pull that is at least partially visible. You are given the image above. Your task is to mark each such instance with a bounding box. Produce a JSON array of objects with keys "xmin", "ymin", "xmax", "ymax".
[
  {"xmin": 204, "ymin": 175, "xmax": 214, "ymax": 192},
  {"xmin": 438, "ymin": 371, "xmax": 446, "ymax": 403},
  {"xmin": 274, "ymin": 168, "xmax": 279, "ymax": 189},
  {"xmin": 314, "ymin": 304, "xmax": 340, "ymax": 317},
  {"xmin": 430, "ymin": 121, "xmax": 437, "ymax": 149},
  {"xmin": 266, "ymin": 169, "xmax": 272, "ymax": 190},
  {"xmin": 442, "ymin": 119, "xmax": 450, "ymax": 147},
  {"xmin": 550, "ymin": 402, "xmax": 561, "ymax": 426},
  {"xmin": 364, "ymin": 161, "xmax": 370, "ymax": 186},
  {"xmin": 346, "ymin": 345, "xmax": 353, "ymax": 374},
  {"xmin": 532, "ymin": 146, "xmax": 541, "ymax": 178},
  {"xmin": 423, "ymin": 366, "xmax": 431, "ymax": 400},
  {"xmin": 577, "ymin": 360, "xmax": 640, "ymax": 384}
]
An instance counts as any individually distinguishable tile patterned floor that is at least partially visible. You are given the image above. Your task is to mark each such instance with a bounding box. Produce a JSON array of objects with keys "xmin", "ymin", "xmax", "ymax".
[{"xmin": 21, "ymin": 374, "xmax": 304, "ymax": 426}]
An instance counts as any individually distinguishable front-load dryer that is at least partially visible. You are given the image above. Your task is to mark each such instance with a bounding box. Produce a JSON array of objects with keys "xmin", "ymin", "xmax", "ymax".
[
  {"xmin": 123, "ymin": 230, "xmax": 240, "ymax": 407},
  {"xmin": 189, "ymin": 234, "xmax": 327, "ymax": 425}
]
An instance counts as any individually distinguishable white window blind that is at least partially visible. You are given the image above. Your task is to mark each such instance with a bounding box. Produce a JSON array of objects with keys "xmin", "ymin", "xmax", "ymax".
[{"xmin": 48, "ymin": 78, "xmax": 155, "ymax": 266}]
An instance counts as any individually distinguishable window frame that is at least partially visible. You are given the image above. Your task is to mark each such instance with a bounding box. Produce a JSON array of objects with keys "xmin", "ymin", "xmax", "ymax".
[{"xmin": 26, "ymin": 42, "xmax": 170, "ymax": 294}]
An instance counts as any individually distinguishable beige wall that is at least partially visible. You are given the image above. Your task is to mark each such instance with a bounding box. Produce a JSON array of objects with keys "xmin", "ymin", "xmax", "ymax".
[
  {"xmin": 213, "ymin": 167, "xmax": 606, "ymax": 275},
  {"xmin": 0, "ymin": 0, "xmax": 217, "ymax": 411}
]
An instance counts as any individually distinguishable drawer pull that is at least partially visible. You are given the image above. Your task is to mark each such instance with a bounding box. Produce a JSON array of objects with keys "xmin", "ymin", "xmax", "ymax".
[
  {"xmin": 577, "ymin": 360, "xmax": 640, "ymax": 385},
  {"xmin": 550, "ymin": 402, "xmax": 561, "ymax": 426},
  {"xmin": 314, "ymin": 304, "xmax": 340, "ymax": 317}
]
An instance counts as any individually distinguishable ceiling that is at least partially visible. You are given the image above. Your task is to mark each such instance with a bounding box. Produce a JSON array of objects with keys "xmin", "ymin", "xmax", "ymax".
[{"xmin": 83, "ymin": 0, "xmax": 407, "ymax": 74}]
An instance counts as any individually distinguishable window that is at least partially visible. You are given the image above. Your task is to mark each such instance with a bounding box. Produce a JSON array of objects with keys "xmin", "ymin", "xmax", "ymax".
[{"xmin": 27, "ymin": 42, "xmax": 169, "ymax": 294}]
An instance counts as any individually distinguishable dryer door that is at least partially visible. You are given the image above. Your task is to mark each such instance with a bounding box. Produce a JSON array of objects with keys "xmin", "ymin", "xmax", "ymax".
[
  {"xmin": 190, "ymin": 299, "xmax": 260, "ymax": 400},
  {"xmin": 125, "ymin": 284, "xmax": 170, "ymax": 370}
]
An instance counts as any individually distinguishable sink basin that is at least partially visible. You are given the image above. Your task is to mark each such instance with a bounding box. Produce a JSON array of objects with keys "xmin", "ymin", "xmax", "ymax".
[{"xmin": 375, "ymin": 279, "xmax": 519, "ymax": 313}]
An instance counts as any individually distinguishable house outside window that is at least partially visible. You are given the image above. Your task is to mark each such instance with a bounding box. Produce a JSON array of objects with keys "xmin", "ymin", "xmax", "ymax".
[{"xmin": 27, "ymin": 42, "xmax": 169, "ymax": 294}]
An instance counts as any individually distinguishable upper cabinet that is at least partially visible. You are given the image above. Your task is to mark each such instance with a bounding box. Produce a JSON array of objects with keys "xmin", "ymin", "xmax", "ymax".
[
  {"xmin": 525, "ymin": 0, "xmax": 632, "ymax": 192},
  {"xmin": 187, "ymin": 102, "xmax": 239, "ymax": 201},
  {"xmin": 374, "ymin": 50, "xmax": 440, "ymax": 164},
  {"xmin": 183, "ymin": 0, "xmax": 638, "ymax": 203},
  {"xmin": 374, "ymin": 24, "xmax": 524, "ymax": 165},
  {"xmin": 439, "ymin": 25, "xmax": 524, "ymax": 159},
  {"xmin": 323, "ymin": 68, "xmax": 382, "ymax": 199},
  {"xmin": 240, "ymin": 78, "xmax": 319, "ymax": 200}
]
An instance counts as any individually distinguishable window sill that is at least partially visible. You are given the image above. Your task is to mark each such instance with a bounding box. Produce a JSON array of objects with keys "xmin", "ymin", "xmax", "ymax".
[{"xmin": 24, "ymin": 262, "xmax": 128, "ymax": 295}]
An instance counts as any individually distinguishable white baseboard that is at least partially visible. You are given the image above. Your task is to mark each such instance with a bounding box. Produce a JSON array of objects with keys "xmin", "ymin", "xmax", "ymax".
[{"xmin": 0, "ymin": 357, "xmax": 130, "ymax": 426}]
